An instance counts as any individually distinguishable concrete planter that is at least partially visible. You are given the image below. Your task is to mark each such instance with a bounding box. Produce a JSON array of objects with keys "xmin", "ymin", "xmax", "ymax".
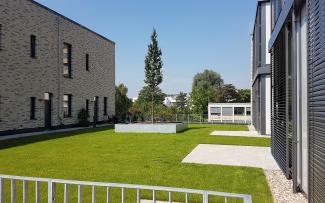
[{"xmin": 115, "ymin": 123, "xmax": 188, "ymax": 134}]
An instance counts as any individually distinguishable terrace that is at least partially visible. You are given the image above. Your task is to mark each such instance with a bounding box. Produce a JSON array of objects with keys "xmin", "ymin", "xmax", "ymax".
[{"xmin": 0, "ymin": 124, "xmax": 272, "ymax": 202}]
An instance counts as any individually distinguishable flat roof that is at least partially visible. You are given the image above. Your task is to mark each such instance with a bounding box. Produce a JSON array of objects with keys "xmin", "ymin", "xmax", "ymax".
[{"xmin": 29, "ymin": 0, "xmax": 115, "ymax": 45}]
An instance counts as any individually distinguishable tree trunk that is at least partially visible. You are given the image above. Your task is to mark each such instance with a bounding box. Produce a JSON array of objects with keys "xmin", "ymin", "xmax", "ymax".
[{"xmin": 151, "ymin": 90, "xmax": 154, "ymax": 124}]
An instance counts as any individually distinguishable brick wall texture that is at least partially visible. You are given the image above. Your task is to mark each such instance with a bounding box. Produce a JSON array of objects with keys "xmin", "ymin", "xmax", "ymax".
[{"xmin": 0, "ymin": 0, "xmax": 115, "ymax": 132}]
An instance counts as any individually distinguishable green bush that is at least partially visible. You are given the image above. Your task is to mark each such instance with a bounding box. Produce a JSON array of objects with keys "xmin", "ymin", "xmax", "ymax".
[{"xmin": 78, "ymin": 108, "xmax": 90, "ymax": 127}]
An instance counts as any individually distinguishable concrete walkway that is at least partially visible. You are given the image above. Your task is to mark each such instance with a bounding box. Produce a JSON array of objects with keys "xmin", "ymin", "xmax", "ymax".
[
  {"xmin": 182, "ymin": 144, "xmax": 280, "ymax": 170},
  {"xmin": 0, "ymin": 124, "xmax": 112, "ymax": 141},
  {"xmin": 210, "ymin": 131, "xmax": 270, "ymax": 138}
]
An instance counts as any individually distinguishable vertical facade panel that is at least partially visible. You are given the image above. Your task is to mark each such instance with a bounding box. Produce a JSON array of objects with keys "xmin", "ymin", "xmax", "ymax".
[{"xmin": 308, "ymin": 0, "xmax": 325, "ymax": 202}]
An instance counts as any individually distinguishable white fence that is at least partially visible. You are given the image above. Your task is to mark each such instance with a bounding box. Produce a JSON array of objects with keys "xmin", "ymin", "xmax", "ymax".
[{"xmin": 0, "ymin": 174, "xmax": 252, "ymax": 203}]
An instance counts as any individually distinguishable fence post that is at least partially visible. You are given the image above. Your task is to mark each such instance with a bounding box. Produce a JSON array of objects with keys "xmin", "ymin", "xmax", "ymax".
[
  {"xmin": 203, "ymin": 191, "xmax": 208, "ymax": 203},
  {"xmin": 187, "ymin": 114, "xmax": 190, "ymax": 124},
  {"xmin": 48, "ymin": 181, "xmax": 56, "ymax": 203},
  {"xmin": 200, "ymin": 114, "xmax": 202, "ymax": 124},
  {"xmin": 0, "ymin": 178, "xmax": 3, "ymax": 203}
]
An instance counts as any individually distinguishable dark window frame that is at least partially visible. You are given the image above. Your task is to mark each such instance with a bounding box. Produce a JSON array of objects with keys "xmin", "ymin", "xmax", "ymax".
[
  {"xmin": 30, "ymin": 35, "xmax": 36, "ymax": 58},
  {"xmin": 104, "ymin": 97, "xmax": 107, "ymax": 115},
  {"xmin": 86, "ymin": 54, "xmax": 89, "ymax": 71},
  {"xmin": 0, "ymin": 24, "xmax": 2, "ymax": 51},
  {"xmin": 63, "ymin": 94, "xmax": 72, "ymax": 118},
  {"xmin": 63, "ymin": 43, "xmax": 72, "ymax": 78},
  {"xmin": 30, "ymin": 97, "xmax": 36, "ymax": 120},
  {"xmin": 86, "ymin": 99, "xmax": 89, "ymax": 114}
]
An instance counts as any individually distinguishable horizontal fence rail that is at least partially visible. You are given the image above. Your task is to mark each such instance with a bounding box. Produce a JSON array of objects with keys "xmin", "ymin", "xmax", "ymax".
[
  {"xmin": 0, "ymin": 174, "xmax": 252, "ymax": 203},
  {"xmin": 131, "ymin": 114, "xmax": 251, "ymax": 125}
]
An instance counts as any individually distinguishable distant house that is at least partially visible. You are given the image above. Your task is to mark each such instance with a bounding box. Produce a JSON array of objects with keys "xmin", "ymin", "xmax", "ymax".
[
  {"xmin": 0, "ymin": 0, "xmax": 115, "ymax": 135},
  {"xmin": 164, "ymin": 95, "xmax": 177, "ymax": 107}
]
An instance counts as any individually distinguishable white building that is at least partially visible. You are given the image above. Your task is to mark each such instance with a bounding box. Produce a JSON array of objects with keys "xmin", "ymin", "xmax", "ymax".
[{"xmin": 208, "ymin": 103, "xmax": 251, "ymax": 124}]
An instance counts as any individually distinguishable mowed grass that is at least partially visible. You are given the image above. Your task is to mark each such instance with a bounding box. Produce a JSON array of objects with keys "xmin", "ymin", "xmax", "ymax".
[{"xmin": 0, "ymin": 124, "xmax": 272, "ymax": 202}]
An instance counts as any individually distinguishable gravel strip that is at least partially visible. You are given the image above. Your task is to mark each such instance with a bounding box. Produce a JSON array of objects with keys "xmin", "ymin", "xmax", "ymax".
[{"xmin": 264, "ymin": 170, "xmax": 307, "ymax": 203}]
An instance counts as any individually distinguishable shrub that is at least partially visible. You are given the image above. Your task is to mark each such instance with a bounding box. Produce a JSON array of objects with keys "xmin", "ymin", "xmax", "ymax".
[{"xmin": 78, "ymin": 108, "xmax": 89, "ymax": 127}]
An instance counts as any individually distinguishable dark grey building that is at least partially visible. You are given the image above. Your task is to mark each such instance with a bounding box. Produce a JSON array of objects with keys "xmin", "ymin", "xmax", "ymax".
[
  {"xmin": 251, "ymin": 0, "xmax": 271, "ymax": 136},
  {"xmin": 269, "ymin": 0, "xmax": 325, "ymax": 202}
]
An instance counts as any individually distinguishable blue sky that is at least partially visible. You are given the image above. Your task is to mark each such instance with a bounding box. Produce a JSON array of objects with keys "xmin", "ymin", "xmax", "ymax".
[{"xmin": 36, "ymin": 0, "xmax": 257, "ymax": 97}]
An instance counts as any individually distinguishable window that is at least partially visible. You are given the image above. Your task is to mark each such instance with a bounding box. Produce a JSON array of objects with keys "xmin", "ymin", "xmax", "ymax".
[
  {"xmin": 210, "ymin": 107, "xmax": 221, "ymax": 116},
  {"xmin": 246, "ymin": 107, "xmax": 251, "ymax": 116},
  {"xmin": 104, "ymin": 97, "xmax": 107, "ymax": 115},
  {"xmin": 222, "ymin": 107, "xmax": 233, "ymax": 116},
  {"xmin": 30, "ymin": 35, "xmax": 36, "ymax": 58},
  {"xmin": 0, "ymin": 24, "xmax": 2, "ymax": 50},
  {"xmin": 63, "ymin": 43, "xmax": 72, "ymax": 78},
  {"xmin": 30, "ymin": 97, "xmax": 36, "ymax": 120},
  {"xmin": 234, "ymin": 107, "xmax": 245, "ymax": 115},
  {"xmin": 63, "ymin": 94, "xmax": 72, "ymax": 117},
  {"xmin": 86, "ymin": 99, "xmax": 89, "ymax": 113},
  {"xmin": 0, "ymin": 95, "xmax": 2, "ymax": 121},
  {"xmin": 86, "ymin": 54, "xmax": 89, "ymax": 71}
]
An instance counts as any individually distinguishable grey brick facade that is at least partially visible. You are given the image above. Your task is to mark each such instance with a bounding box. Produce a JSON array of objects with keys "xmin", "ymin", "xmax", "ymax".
[{"xmin": 0, "ymin": 0, "xmax": 115, "ymax": 134}]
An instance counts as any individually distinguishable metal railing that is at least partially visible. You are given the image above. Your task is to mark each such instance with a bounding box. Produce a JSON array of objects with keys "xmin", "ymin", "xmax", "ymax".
[
  {"xmin": 131, "ymin": 114, "xmax": 251, "ymax": 125},
  {"xmin": 0, "ymin": 174, "xmax": 252, "ymax": 203}
]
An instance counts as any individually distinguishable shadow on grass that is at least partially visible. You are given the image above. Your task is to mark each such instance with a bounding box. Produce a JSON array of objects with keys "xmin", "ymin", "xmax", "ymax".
[{"xmin": 0, "ymin": 126, "xmax": 114, "ymax": 150}]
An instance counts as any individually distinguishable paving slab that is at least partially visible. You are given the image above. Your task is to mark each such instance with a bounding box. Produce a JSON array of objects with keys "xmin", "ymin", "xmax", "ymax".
[
  {"xmin": 210, "ymin": 131, "xmax": 270, "ymax": 138},
  {"xmin": 182, "ymin": 144, "xmax": 280, "ymax": 170},
  {"xmin": 141, "ymin": 200, "xmax": 181, "ymax": 203}
]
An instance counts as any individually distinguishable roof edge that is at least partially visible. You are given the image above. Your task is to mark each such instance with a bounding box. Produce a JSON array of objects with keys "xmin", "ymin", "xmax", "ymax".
[{"xmin": 29, "ymin": 0, "xmax": 115, "ymax": 45}]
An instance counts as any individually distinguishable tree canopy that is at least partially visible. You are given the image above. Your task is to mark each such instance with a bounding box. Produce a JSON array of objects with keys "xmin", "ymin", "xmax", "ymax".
[{"xmin": 143, "ymin": 29, "xmax": 163, "ymax": 123}]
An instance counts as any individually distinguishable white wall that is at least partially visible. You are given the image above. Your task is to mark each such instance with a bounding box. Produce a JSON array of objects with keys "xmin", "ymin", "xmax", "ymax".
[
  {"xmin": 265, "ymin": 76, "xmax": 271, "ymax": 135},
  {"xmin": 265, "ymin": 2, "xmax": 271, "ymax": 65}
]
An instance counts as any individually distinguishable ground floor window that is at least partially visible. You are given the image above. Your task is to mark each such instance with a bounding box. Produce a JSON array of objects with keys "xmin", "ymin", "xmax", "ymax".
[
  {"xmin": 30, "ymin": 97, "xmax": 36, "ymax": 120},
  {"xmin": 246, "ymin": 107, "xmax": 251, "ymax": 116},
  {"xmin": 63, "ymin": 94, "xmax": 72, "ymax": 117},
  {"xmin": 86, "ymin": 99, "xmax": 89, "ymax": 114},
  {"xmin": 210, "ymin": 107, "xmax": 221, "ymax": 116},
  {"xmin": 234, "ymin": 107, "xmax": 245, "ymax": 115}
]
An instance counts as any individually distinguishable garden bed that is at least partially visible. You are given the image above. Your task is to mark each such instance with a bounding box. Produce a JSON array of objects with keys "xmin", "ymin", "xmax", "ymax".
[{"xmin": 115, "ymin": 123, "xmax": 188, "ymax": 133}]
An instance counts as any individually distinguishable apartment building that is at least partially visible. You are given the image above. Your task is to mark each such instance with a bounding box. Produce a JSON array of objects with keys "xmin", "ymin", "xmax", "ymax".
[
  {"xmin": 0, "ymin": 0, "xmax": 115, "ymax": 135},
  {"xmin": 251, "ymin": 0, "xmax": 272, "ymax": 135},
  {"xmin": 268, "ymin": 0, "xmax": 325, "ymax": 202}
]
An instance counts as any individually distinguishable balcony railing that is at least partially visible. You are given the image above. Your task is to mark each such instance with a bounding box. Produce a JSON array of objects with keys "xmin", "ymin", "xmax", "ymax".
[{"xmin": 0, "ymin": 174, "xmax": 252, "ymax": 203}]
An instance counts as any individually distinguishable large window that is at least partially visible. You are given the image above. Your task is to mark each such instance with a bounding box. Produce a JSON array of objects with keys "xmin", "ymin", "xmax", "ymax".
[
  {"xmin": 63, "ymin": 94, "xmax": 72, "ymax": 117},
  {"xmin": 30, "ymin": 97, "xmax": 36, "ymax": 120},
  {"xmin": 104, "ymin": 97, "xmax": 107, "ymax": 115},
  {"xmin": 210, "ymin": 107, "xmax": 221, "ymax": 116},
  {"xmin": 30, "ymin": 35, "xmax": 36, "ymax": 58},
  {"xmin": 63, "ymin": 43, "xmax": 72, "ymax": 78}
]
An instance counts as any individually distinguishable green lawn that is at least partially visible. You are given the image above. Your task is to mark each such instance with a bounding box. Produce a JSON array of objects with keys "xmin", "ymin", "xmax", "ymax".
[{"xmin": 0, "ymin": 124, "xmax": 272, "ymax": 202}]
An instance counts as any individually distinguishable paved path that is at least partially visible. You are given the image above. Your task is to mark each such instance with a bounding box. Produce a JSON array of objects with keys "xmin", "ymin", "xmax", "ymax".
[
  {"xmin": 141, "ymin": 200, "xmax": 181, "ymax": 203},
  {"xmin": 182, "ymin": 144, "xmax": 280, "ymax": 170},
  {"xmin": 210, "ymin": 131, "xmax": 270, "ymax": 138},
  {"xmin": 0, "ymin": 124, "xmax": 112, "ymax": 141}
]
